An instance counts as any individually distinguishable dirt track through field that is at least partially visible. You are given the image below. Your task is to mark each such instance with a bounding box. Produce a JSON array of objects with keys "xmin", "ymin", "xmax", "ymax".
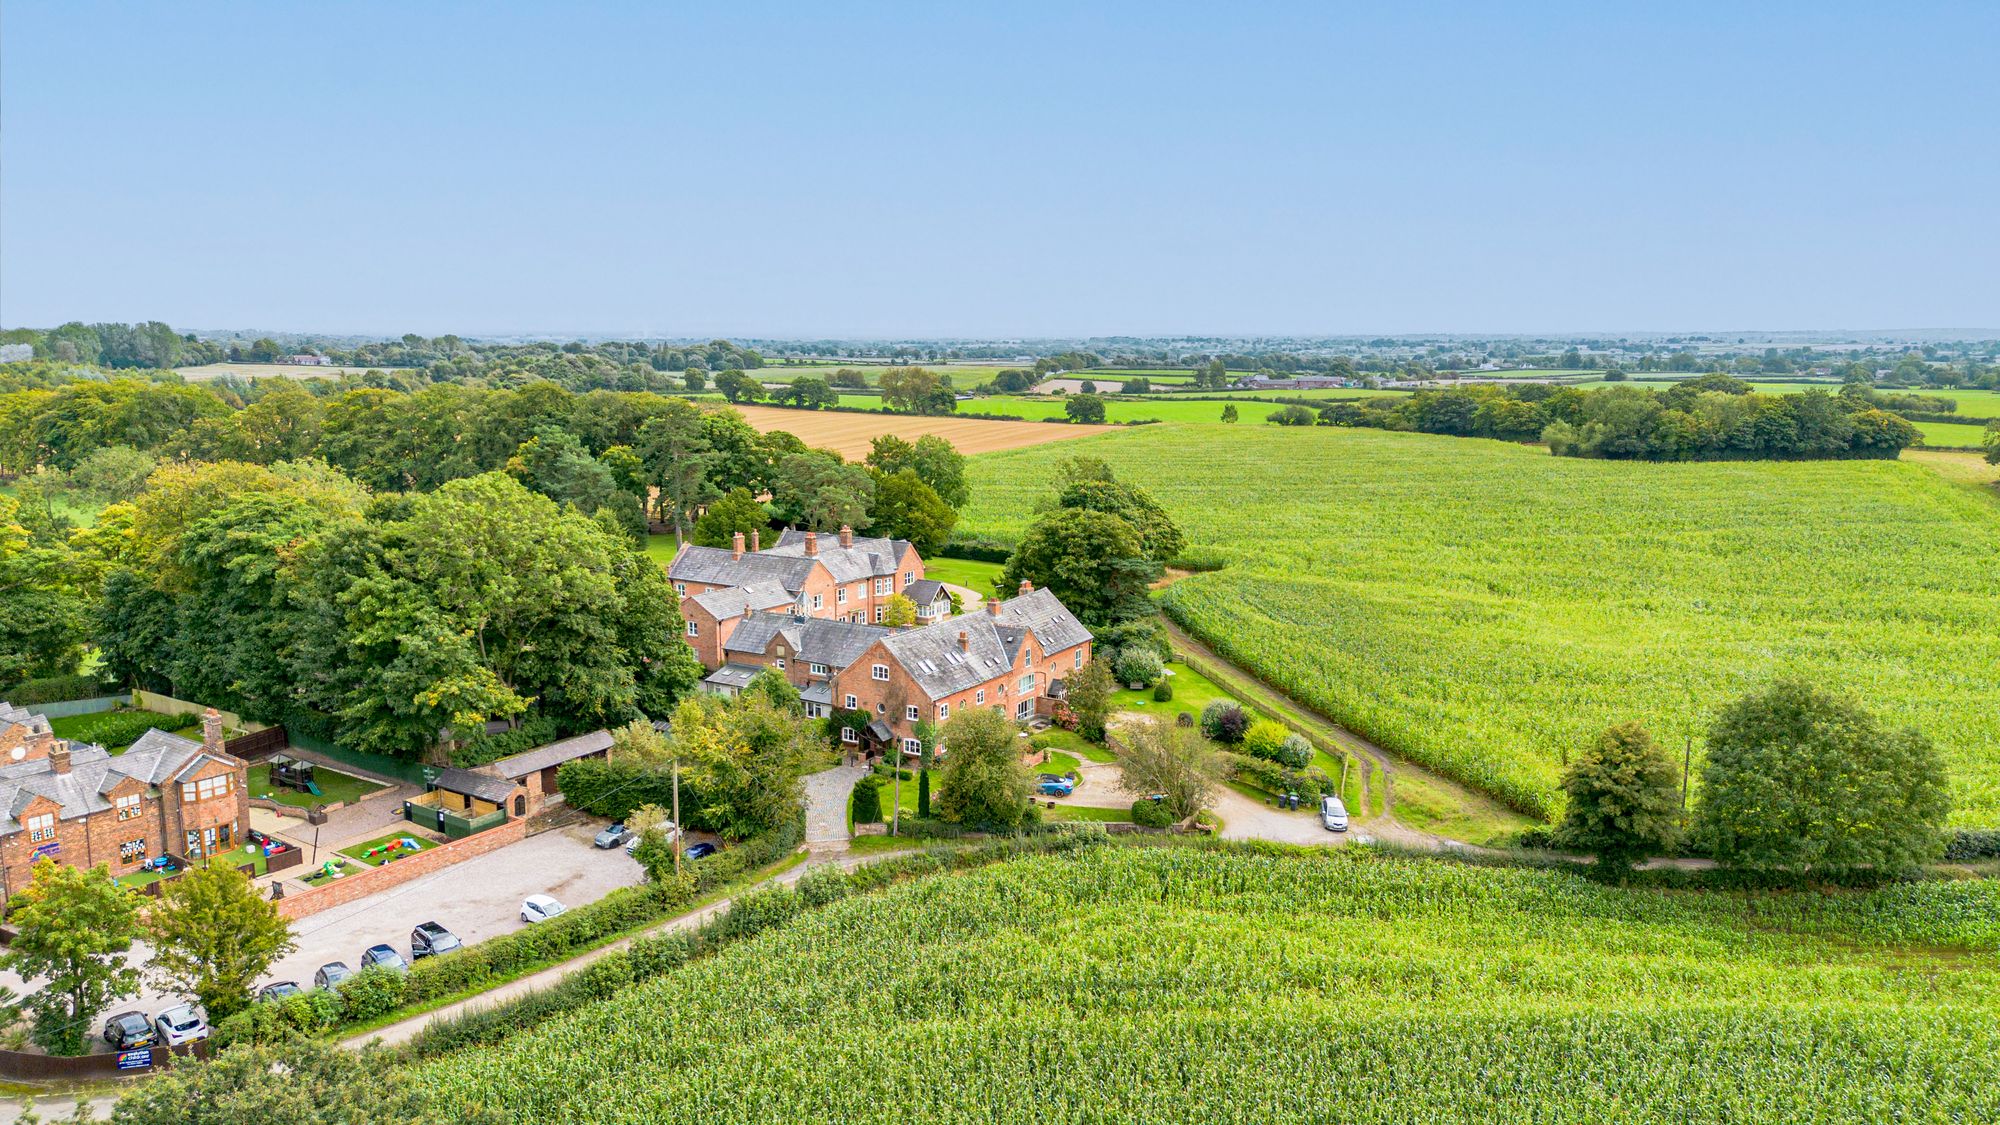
[{"xmin": 721, "ymin": 404, "xmax": 1115, "ymax": 461}]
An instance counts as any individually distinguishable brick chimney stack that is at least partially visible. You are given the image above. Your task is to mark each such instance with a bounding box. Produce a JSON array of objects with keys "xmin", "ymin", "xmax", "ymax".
[
  {"xmin": 986, "ymin": 596, "xmax": 1001, "ymax": 617},
  {"xmin": 48, "ymin": 743, "xmax": 70, "ymax": 775},
  {"xmin": 202, "ymin": 708, "xmax": 225, "ymax": 755},
  {"xmin": 804, "ymin": 531, "xmax": 818, "ymax": 557},
  {"xmin": 1018, "ymin": 579, "xmax": 1034, "ymax": 596},
  {"xmin": 957, "ymin": 630, "xmax": 969, "ymax": 652},
  {"xmin": 732, "ymin": 531, "xmax": 746, "ymax": 560},
  {"xmin": 839, "ymin": 524, "xmax": 854, "ymax": 548},
  {"xmin": 750, "ymin": 529, "xmax": 761, "ymax": 553}
]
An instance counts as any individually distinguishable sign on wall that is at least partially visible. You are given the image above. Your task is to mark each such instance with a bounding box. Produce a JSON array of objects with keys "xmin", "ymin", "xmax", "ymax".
[
  {"xmin": 116, "ymin": 1049, "xmax": 153, "ymax": 1071},
  {"xmin": 29, "ymin": 842, "xmax": 60, "ymax": 862}
]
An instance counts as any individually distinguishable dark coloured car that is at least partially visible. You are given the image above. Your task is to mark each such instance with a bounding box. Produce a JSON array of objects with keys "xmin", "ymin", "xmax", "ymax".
[
  {"xmin": 411, "ymin": 921, "xmax": 462, "ymax": 959},
  {"xmin": 361, "ymin": 944, "xmax": 407, "ymax": 972},
  {"xmin": 258, "ymin": 981, "xmax": 303, "ymax": 1003},
  {"xmin": 683, "ymin": 841, "xmax": 718, "ymax": 860},
  {"xmin": 313, "ymin": 961, "xmax": 354, "ymax": 990},
  {"xmin": 103, "ymin": 1010, "xmax": 157, "ymax": 1050}
]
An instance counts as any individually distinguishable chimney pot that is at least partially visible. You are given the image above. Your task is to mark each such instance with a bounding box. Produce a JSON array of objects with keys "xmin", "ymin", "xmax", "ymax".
[
  {"xmin": 804, "ymin": 531, "xmax": 818, "ymax": 557},
  {"xmin": 957, "ymin": 630, "xmax": 969, "ymax": 651},
  {"xmin": 839, "ymin": 524, "xmax": 854, "ymax": 548},
  {"xmin": 732, "ymin": 531, "xmax": 745, "ymax": 560},
  {"xmin": 48, "ymin": 743, "xmax": 70, "ymax": 775},
  {"xmin": 202, "ymin": 708, "xmax": 225, "ymax": 754},
  {"xmin": 1018, "ymin": 579, "xmax": 1033, "ymax": 596},
  {"xmin": 985, "ymin": 597, "xmax": 1001, "ymax": 617},
  {"xmin": 750, "ymin": 528, "xmax": 761, "ymax": 553}
]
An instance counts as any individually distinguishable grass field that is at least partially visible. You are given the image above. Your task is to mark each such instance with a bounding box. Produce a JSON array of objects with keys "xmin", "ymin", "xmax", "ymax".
[
  {"xmin": 1736, "ymin": 383, "xmax": 2000, "ymax": 415},
  {"xmin": 414, "ymin": 845, "xmax": 2000, "ymax": 1122},
  {"xmin": 967, "ymin": 395, "xmax": 1298, "ymax": 424},
  {"xmin": 719, "ymin": 403, "xmax": 1113, "ymax": 461},
  {"xmin": 958, "ymin": 424, "xmax": 2000, "ymax": 825},
  {"xmin": 1912, "ymin": 419, "xmax": 1993, "ymax": 448},
  {"xmin": 919, "ymin": 555, "xmax": 1005, "ymax": 594}
]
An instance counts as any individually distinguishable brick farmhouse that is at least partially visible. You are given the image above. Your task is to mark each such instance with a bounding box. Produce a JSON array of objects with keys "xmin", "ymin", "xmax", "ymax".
[
  {"xmin": 0, "ymin": 702, "xmax": 250, "ymax": 898},
  {"xmin": 670, "ymin": 526, "xmax": 925, "ymax": 667}
]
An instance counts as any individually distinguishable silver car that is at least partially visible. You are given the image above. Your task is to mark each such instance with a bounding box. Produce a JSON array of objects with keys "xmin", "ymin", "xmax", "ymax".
[{"xmin": 1320, "ymin": 795, "xmax": 1349, "ymax": 832}]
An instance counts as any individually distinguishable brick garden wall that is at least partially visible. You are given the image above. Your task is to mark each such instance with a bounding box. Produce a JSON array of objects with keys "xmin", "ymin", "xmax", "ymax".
[{"xmin": 275, "ymin": 818, "xmax": 527, "ymax": 920}]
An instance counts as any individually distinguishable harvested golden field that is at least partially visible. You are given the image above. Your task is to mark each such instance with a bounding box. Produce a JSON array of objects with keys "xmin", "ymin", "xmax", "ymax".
[{"xmin": 722, "ymin": 403, "xmax": 1114, "ymax": 460}]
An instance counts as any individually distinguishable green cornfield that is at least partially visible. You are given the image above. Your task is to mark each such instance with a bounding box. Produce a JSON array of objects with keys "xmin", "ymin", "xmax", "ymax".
[
  {"xmin": 418, "ymin": 846, "xmax": 2000, "ymax": 1122},
  {"xmin": 958, "ymin": 424, "xmax": 2000, "ymax": 824}
]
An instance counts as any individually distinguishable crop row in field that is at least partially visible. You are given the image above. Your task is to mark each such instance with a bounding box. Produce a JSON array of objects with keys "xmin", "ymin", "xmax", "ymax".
[
  {"xmin": 958, "ymin": 424, "xmax": 2000, "ymax": 824},
  {"xmin": 718, "ymin": 403, "xmax": 1111, "ymax": 460},
  {"xmin": 417, "ymin": 846, "xmax": 2000, "ymax": 1122}
]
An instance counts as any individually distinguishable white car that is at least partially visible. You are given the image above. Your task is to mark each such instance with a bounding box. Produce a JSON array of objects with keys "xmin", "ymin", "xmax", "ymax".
[
  {"xmin": 1320, "ymin": 796, "xmax": 1349, "ymax": 833},
  {"xmin": 521, "ymin": 894, "xmax": 567, "ymax": 924},
  {"xmin": 625, "ymin": 821, "xmax": 682, "ymax": 856},
  {"xmin": 154, "ymin": 1005, "xmax": 209, "ymax": 1046}
]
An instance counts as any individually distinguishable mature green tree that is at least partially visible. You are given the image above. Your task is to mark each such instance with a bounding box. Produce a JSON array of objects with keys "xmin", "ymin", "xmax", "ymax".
[
  {"xmin": 1054, "ymin": 476, "xmax": 1185, "ymax": 562},
  {"xmin": 634, "ymin": 401, "xmax": 716, "ymax": 542},
  {"xmin": 692, "ymin": 488, "xmax": 770, "ymax": 548},
  {"xmin": 1220, "ymin": 403, "xmax": 1239, "ymax": 423},
  {"xmin": 879, "ymin": 366, "xmax": 957, "ymax": 415},
  {"xmin": 867, "ymin": 469, "xmax": 956, "ymax": 555},
  {"xmin": 1, "ymin": 861, "xmax": 143, "ymax": 1055},
  {"xmin": 58, "ymin": 445, "xmax": 158, "ymax": 502},
  {"xmin": 504, "ymin": 426, "xmax": 615, "ymax": 513},
  {"xmin": 1985, "ymin": 419, "xmax": 1999, "ymax": 466},
  {"xmin": 1556, "ymin": 722, "xmax": 1682, "ymax": 876},
  {"xmin": 851, "ymin": 775, "xmax": 884, "ymax": 825},
  {"xmin": 770, "ymin": 450, "xmax": 873, "ymax": 532},
  {"xmin": 0, "ymin": 494, "xmax": 89, "ymax": 684},
  {"xmin": 935, "ymin": 707, "xmax": 1030, "ymax": 829},
  {"xmin": 235, "ymin": 383, "xmax": 325, "ymax": 464},
  {"xmin": 1697, "ymin": 679, "xmax": 1951, "ymax": 879},
  {"xmin": 1001, "ymin": 508, "xmax": 1159, "ymax": 627},
  {"xmin": 148, "ymin": 863, "xmax": 296, "ymax": 1022},
  {"xmin": 1064, "ymin": 658, "xmax": 1115, "ymax": 742},
  {"xmin": 712, "ymin": 369, "xmax": 762, "ymax": 403},
  {"xmin": 1117, "ymin": 716, "xmax": 1217, "ymax": 823},
  {"xmin": 668, "ymin": 692, "xmax": 814, "ymax": 839},
  {"xmin": 779, "ymin": 375, "xmax": 838, "ymax": 409},
  {"xmin": 864, "ymin": 434, "xmax": 969, "ymax": 508},
  {"xmin": 683, "ymin": 367, "xmax": 708, "ymax": 393},
  {"xmin": 1064, "ymin": 393, "xmax": 1108, "ymax": 424}
]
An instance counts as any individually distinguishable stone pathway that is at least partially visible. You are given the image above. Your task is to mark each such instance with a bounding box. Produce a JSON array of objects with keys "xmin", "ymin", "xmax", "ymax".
[{"xmin": 803, "ymin": 762, "xmax": 866, "ymax": 859}]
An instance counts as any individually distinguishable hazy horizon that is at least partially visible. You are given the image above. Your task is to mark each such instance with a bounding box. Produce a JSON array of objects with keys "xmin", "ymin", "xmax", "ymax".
[{"xmin": 5, "ymin": 2, "xmax": 1995, "ymax": 337}]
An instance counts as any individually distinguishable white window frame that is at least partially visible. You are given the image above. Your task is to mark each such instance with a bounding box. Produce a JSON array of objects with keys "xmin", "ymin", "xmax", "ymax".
[
  {"xmin": 775, "ymin": 657, "xmax": 786, "ymax": 670},
  {"xmin": 812, "ymin": 594, "xmax": 823, "ymax": 610},
  {"xmin": 844, "ymin": 693, "xmax": 858, "ymax": 709},
  {"xmin": 876, "ymin": 577, "xmax": 891, "ymax": 595},
  {"xmin": 874, "ymin": 606, "xmax": 884, "ymax": 622},
  {"xmin": 937, "ymin": 702, "xmax": 950, "ymax": 720},
  {"xmin": 1018, "ymin": 674, "xmax": 1036, "ymax": 692},
  {"xmin": 1074, "ymin": 649, "xmax": 1084, "ymax": 669},
  {"xmin": 809, "ymin": 662, "xmax": 829, "ymax": 676},
  {"xmin": 686, "ymin": 620, "xmax": 699, "ymax": 637},
  {"xmin": 975, "ymin": 689, "xmax": 985, "ymax": 705},
  {"xmin": 119, "ymin": 837, "xmax": 147, "ymax": 863},
  {"xmin": 901, "ymin": 737, "xmax": 921, "ymax": 755},
  {"xmin": 905, "ymin": 705, "xmax": 919, "ymax": 721},
  {"xmin": 674, "ymin": 582, "xmax": 686, "ymax": 596},
  {"xmin": 903, "ymin": 571, "xmax": 913, "ymax": 585},
  {"xmin": 871, "ymin": 665, "xmax": 890, "ymax": 681},
  {"xmin": 837, "ymin": 587, "xmax": 848, "ymax": 605},
  {"xmin": 26, "ymin": 813, "xmax": 53, "ymax": 843},
  {"xmin": 116, "ymin": 793, "xmax": 142, "ymax": 821},
  {"xmin": 840, "ymin": 726, "xmax": 859, "ymax": 744}
]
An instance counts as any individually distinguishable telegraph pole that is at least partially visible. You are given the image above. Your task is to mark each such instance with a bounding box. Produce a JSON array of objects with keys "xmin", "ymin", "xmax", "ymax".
[{"xmin": 672, "ymin": 755, "xmax": 682, "ymax": 879}]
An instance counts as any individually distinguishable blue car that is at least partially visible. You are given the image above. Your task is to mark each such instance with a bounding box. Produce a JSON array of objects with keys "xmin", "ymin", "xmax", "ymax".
[
  {"xmin": 1034, "ymin": 775, "xmax": 1075, "ymax": 797},
  {"xmin": 683, "ymin": 841, "xmax": 718, "ymax": 861}
]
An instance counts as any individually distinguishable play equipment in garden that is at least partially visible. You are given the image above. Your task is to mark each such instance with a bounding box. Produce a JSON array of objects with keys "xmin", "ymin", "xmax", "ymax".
[
  {"xmin": 267, "ymin": 755, "xmax": 324, "ymax": 797},
  {"xmin": 358, "ymin": 836, "xmax": 425, "ymax": 863}
]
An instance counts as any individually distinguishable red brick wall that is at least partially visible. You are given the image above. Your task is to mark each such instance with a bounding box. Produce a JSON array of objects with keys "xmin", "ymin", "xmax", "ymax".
[{"xmin": 275, "ymin": 817, "xmax": 528, "ymax": 920}]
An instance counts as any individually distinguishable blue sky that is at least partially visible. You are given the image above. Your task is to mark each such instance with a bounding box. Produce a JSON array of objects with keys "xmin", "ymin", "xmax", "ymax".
[{"xmin": 3, "ymin": 2, "xmax": 1994, "ymax": 337}]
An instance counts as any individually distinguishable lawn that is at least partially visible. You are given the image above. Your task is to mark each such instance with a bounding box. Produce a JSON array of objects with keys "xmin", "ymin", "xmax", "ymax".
[
  {"xmin": 645, "ymin": 533, "xmax": 679, "ymax": 569},
  {"xmin": 1042, "ymin": 804, "xmax": 1132, "ymax": 823},
  {"xmin": 960, "ymin": 423, "xmax": 2000, "ymax": 825},
  {"xmin": 1024, "ymin": 750, "xmax": 1079, "ymax": 777},
  {"xmin": 300, "ymin": 856, "xmax": 364, "ymax": 886},
  {"xmin": 1110, "ymin": 662, "xmax": 1251, "ymax": 723},
  {"xmin": 247, "ymin": 761, "xmax": 387, "ymax": 808},
  {"xmin": 921, "ymin": 555, "xmax": 1005, "ymax": 594},
  {"xmin": 1029, "ymin": 727, "xmax": 1116, "ymax": 763},
  {"xmin": 339, "ymin": 831, "xmax": 437, "ymax": 867},
  {"xmin": 1912, "ymin": 419, "xmax": 1992, "ymax": 449}
]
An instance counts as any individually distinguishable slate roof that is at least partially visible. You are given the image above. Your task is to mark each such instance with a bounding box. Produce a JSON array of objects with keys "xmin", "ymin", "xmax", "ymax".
[
  {"xmin": 724, "ymin": 614, "xmax": 892, "ymax": 669},
  {"xmin": 668, "ymin": 546, "xmax": 818, "ymax": 594},
  {"xmin": 903, "ymin": 579, "xmax": 948, "ymax": 606},
  {"xmin": 0, "ymin": 726, "xmax": 225, "ymax": 835},
  {"xmin": 765, "ymin": 530, "xmax": 911, "ymax": 585},
  {"xmin": 879, "ymin": 590, "xmax": 1092, "ymax": 700},
  {"xmin": 0, "ymin": 701, "xmax": 50, "ymax": 740},
  {"xmin": 429, "ymin": 767, "xmax": 519, "ymax": 805},
  {"xmin": 487, "ymin": 729, "xmax": 614, "ymax": 780},
  {"xmin": 703, "ymin": 663, "xmax": 764, "ymax": 691},
  {"xmin": 800, "ymin": 682, "xmax": 834, "ymax": 706},
  {"xmin": 992, "ymin": 588, "xmax": 1093, "ymax": 653},
  {"xmin": 689, "ymin": 580, "xmax": 795, "ymax": 620}
]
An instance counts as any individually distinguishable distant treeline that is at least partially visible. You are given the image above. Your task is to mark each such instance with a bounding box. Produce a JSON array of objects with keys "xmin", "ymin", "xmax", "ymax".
[{"xmin": 1296, "ymin": 375, "xmax": 1921, "ymax": 461}]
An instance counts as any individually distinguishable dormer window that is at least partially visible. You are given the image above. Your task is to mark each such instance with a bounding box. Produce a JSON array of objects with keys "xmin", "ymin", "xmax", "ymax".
[{"xmin": 26, "ymin": 813, "xmax": 53, "ymax": 843}]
